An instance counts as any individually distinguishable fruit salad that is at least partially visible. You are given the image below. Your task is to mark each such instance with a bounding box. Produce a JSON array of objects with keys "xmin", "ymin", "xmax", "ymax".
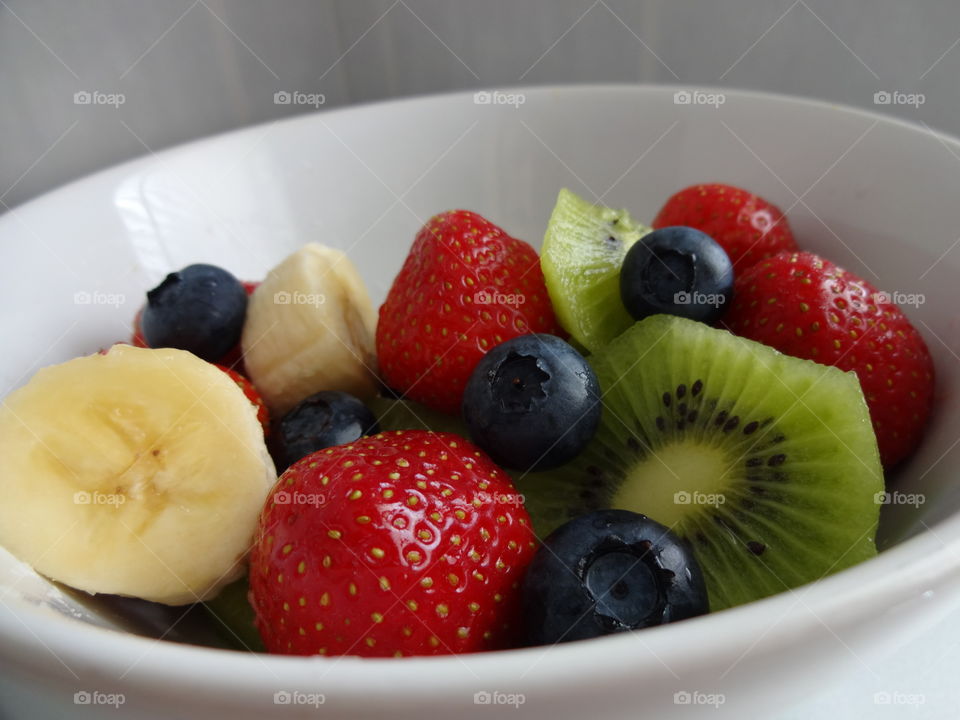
[{"xmin": 0, "ymin": 183, "xmax": 935, "ymax": 658}]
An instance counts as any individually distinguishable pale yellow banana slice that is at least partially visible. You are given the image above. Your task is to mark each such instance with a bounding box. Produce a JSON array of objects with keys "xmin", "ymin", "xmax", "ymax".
[
  {"xmin": 0, "ymin": 345, "xmax": 276, "ymax": 605},
  {"xmin": 241, "ymin": 243, "xmax": 378, "ymax": 415}
]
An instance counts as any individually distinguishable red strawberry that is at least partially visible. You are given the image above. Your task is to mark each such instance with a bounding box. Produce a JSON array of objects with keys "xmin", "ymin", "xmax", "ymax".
[
  {"xmin": 723, "ymin": 251, "xmax": 934, "ymax": 467},
  {"xmin": 131, "ymin": 308, "xmax": 148, "ymax": 348},
  {"xmin": 216, "ymin": 364, "xmax": 270, "ymax": 435},
  {"xmin": 376, "ymin": 211, "xmax": 562, "ymax": 413},
  {"xmin": 130, "ymin": 280, "xmax": 260, "ymax": 370},
  {"xmin": 653, "ymin": 183, "xmax": 798, "ymax": 270},
  {"xmin": 249, "ymin": 430, "xmax": 537, "ymax": 657}
]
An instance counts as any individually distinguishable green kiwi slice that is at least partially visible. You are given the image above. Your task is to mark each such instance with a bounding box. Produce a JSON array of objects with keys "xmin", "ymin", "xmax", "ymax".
[
  {"xmin": 367, "ymin": 396, "xmax": 468, "ymax": 435},
  {"xmin": 541, "ymin": 188, "xmax": 651, "ymax": 352},
  {"xmin": 203, "ymin": 579, "xmax": 264, "ymax": 652},
  {"xmin": 514, "ymin": 315, "xmax": 883, "ymax": 610}
]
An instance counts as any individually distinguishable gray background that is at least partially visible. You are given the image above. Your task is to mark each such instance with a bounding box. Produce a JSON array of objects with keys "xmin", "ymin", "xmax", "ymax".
[{"xmin": 1, "ymin": 0, "xmax": 957, "ymax": 211}]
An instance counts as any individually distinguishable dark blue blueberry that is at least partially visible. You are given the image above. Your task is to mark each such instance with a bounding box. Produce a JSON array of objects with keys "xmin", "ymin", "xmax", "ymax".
[
  {"xmin": 461, "ymin": 334, "xmax": 600, "ymax": 472},
  {"xmin": 522, "ymin": 509, "xmax": 708, "ymax": 645},
  {"xmin": 620, "ymin": 226, "xmax": 733, "ymax": 324},
  {"xmin": 269, "ymin": 391, "xmax": 380, "ymax": 472},
  {"xmin": 141, "ymin": 264, "xmax": 248, "ymax": 362}
]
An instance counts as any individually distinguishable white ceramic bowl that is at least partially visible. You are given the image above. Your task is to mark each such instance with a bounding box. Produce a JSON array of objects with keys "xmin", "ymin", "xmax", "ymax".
[{"xmin": 2, "ymin": 85, "xmax": 959, "ymax": 719}]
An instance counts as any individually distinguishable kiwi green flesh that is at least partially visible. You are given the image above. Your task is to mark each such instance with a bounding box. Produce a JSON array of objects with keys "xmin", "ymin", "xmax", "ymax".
[
  {"xmin": 541, "ymin": 188, "xmax": 651, "ymax": 353},
  {"xmin": 367, "ymin": 396, "xmax": 469, "ymax": 435},
  {"xmin": 203, "ymin": 579, "xmax": 264, "ymax": 652},
  {"xmin": 517, "ymin": 315, "xmax": 883, "ymax": 611}
]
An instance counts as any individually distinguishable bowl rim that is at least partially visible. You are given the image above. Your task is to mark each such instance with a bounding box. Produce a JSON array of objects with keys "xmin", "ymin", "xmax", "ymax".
[
  {"xmin": 7, "ymin": 80, "xmax": 960, "ymax": 217},
  {"xmin": 2, "ymin": 82, "xmax": 959, "ymax": 698}
]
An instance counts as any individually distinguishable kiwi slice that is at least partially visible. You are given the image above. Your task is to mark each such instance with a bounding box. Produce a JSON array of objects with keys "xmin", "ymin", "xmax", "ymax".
[
  {"xmin": 541, "ymin": 188, "xmax": 651, "ymax": 352},
  {"xmin": 515, "ymin": 315, "xmax": 883, "ymax": 610},
  {"xmin": 203, "ymin": 579, "xmax": 264, "ymax": 652},
  {"xmin": 367, "ymin": 395, "xmax": 468, "ymax": 435}
]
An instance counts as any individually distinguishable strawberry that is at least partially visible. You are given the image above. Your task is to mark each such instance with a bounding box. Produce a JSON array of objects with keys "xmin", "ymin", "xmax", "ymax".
[
  {"xmin": 130, "ymin": 280, "xmax": 260, "ymax": 370},
  {"xmin": 130, "ymin": 307, "xmax": 148, "ymax": 348},
  {"xmin": 216, "ymin": 364, "xmax": 270, "ymax": 435},
  {"xmin": 653, "ymin": 183, "xmax": 798, "ymax": 270},
  {"xmin": 248, "ymin": 430, "xmax": 537, "ymax": 657},
  {"xmin": 376, "ymin": 211, "xmax": 562, "ymax": 414},
  {"xmin": 723, "ymin": 251, "xmax": 934, "ymax": 467}
]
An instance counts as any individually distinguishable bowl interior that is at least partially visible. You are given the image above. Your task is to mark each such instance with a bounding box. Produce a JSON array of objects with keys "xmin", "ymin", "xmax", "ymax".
[{"xmin": 1, "ymin": 85, "xmax": 958, "ymax": 644}]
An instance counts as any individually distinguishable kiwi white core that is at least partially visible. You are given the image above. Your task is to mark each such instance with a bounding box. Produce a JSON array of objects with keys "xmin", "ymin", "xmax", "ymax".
[{"xmin": 612, "ymin": 441, "xmax": 734, "ymax": 526}]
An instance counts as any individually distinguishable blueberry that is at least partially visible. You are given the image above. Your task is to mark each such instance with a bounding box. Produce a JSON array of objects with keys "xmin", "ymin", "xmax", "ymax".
[
  {"xmin": 522, "ymin": 509, "xmax": 708, "ymax": 645},
  {"xmin": 620, "ymin": 226, "xmax": 733, "ymax": 324},
  {"xmin": 269, "ymin": 391, "xmax": 380, "ymax": 472},
  {"xmin": 141, "ymin": 264, "xmax": 248, "ymax": 361},
  {"xmin": 461, "ymin": 334, "xmax": 600, "ymax": 472}
]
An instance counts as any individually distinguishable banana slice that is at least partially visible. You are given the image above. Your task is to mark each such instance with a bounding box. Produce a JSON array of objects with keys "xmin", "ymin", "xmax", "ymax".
[
  {"xmin": 241, "ymin": 243, "xmax": 378, "ymax": 415},
  {"xmin": 0, "ymin": 345, "xmax": 276, "ymax": 605}
]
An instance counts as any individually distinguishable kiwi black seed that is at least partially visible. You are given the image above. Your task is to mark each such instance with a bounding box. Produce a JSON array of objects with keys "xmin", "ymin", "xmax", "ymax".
[{"xmin": 514, "ymin": 315, "xmax": 884, "ymax": 610}]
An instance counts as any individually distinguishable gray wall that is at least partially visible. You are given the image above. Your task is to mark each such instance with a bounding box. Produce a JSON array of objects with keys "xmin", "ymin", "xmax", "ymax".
[{"xmin": 1, "ymin": 0, "xmax": 956, "ymax": 210}]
